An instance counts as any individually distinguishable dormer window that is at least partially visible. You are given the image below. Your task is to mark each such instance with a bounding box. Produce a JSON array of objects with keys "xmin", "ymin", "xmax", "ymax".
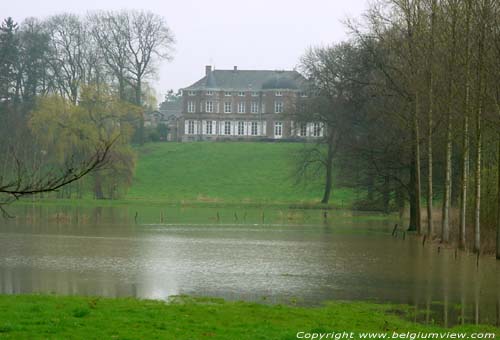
[
  {"xmin": 207, "ymin": 91, "xmax": 213, "ymax": 96},
  {"xmin": 238, "ymin": 91, "xmax": 245, "ymax": 96},
  {"xmin": 275, "ymin": 91, "xmax": 282, "ymax": 97},
  {"xmin": 299, "ymin": 92, "xmax": 307, "ymax": 97},
  {"xmin": 188, "ymin": 91, "xmax": 195, "ymax": 96},
  {"xmin": 225, "ymin": 91, "xmax": 232, "ymax": 96},
  {"xmin": 251, "ymin": 92, "xmax": 259, "ymax": 97}
]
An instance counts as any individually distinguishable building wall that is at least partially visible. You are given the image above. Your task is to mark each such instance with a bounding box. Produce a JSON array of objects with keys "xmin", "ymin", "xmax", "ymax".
[{"xmin": 180, "ymin": 89, "xmax": 321, "ymax": 141}]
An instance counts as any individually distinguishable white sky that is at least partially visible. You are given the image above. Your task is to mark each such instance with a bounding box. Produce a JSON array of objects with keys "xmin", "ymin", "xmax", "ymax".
[{"xmin": 2, "ymin": 0, "xmax": 369, "ymax": 101}]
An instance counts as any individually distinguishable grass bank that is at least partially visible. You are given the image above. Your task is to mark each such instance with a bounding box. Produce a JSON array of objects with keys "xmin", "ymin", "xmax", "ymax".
[
  {"xmin": 127, "ymin": 142, "xmax": 357, "ymax": 206},
  {"xmin": 0, "ymin": 295, "xmax": 496, "ymax": 339}
]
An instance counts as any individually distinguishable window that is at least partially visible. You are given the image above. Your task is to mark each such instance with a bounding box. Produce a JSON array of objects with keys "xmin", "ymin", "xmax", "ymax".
[
  {"xmin": 299, "ymin": 124, "xmax": 307, "ymax": 137},
  {"xmin": 299, "ymin": 92, "xmax": 307, "ymax": 97},
  {"xmin": 261, "ymin": 103, "xmax": 266, "ymax": 114},
  {"xmin": 224, "ymin": 121, "xmax": 231, "ymax": 135},
  {"xmin": 188, "ymin": 91, "xmax": 195, "ymax": 96},
  {"xmin": 237, "ymin": 121, "xmax": 245, "ymax": 135},
  {"xmin": 205, "ymin": 121, "xmax": 213, "ymax": 135},
  {"xmin": 225, "ymin": 91, "xmax": 232, "ymax": 96},
  {"xmin": 274, "ymin": 122, "xmax": 282, "ymax": 137},
  {"xmin": 313, "ymin": 122, "xmax": 321, "ymax": 137},
  {"xmin": 275, "ymin": 101, "xmax": 283, "ymax": 113},
  {"xmin": 238, "ymin": 91, "xmax": 245, "ymax": 96},
  {"xmin": 275, "ymin": 91, "xmax": 282, "ymax": 96},
  {"xmin": 188, "ymin": 120, "xmax": 195, "ymax": 134},
  {"xmin": 207, "ymin": 91, "xmax": 213, "ymax": 96},
  {"xmin": 187, "ymin": 101, "xmax": 195, "ymax": 113},
  {"xmin": 251, "ymin": 102, "xmax": 258, "ymax": 113},
  {"xmin": 224, "ymin": 102, "xmax": 232, "ymax": 113},
  {"xmin": 238, "ymin": 102, "xmax": 246, "ymax": 113},
  {"xmin": 251, "ymin": 91, "xmax": 259, "ymax": 97},
  {"xmin": 251, "ymin": 122, "xmax": 258, "ymax": 136},
  {"xmin": 206, "ymin": 101, "xmax": 213, "ymax": 113}
]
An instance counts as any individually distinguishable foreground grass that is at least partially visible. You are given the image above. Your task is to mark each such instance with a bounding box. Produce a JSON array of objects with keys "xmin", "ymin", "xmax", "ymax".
[{"xmin": 0, "ymin": 295, "xmax": 496, "ymax": 339}]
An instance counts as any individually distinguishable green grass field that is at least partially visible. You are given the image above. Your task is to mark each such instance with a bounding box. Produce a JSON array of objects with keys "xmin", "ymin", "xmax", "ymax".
[
  {"xmin": 0, "ymin": 295, "xmax": 496, "ymax": 339},
  {"xmin": 126, "ymin": 142, "xmax": 357, "ymax": 206}
]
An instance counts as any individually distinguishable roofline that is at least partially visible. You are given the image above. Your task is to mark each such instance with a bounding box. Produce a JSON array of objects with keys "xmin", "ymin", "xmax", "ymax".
[{"xmin": 181, "ymin": 87, "xmax": 304, "ymax": 92}]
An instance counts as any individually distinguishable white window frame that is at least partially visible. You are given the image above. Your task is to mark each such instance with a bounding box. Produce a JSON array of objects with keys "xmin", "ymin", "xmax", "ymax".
[
  {"xmin": 205, "ymin": 120, "xmax": 213, "ymax": 135},
  {"xmin": 274, "ymin": 121, "xmax": 283, "ymax": 138},
  {"xmin": 299, "ymin": 123, "xmax": 307, "ymax": 137},
  {"xmin": 313, "ymin": 122, "xmax": 321, "ymax": 137},
  {"xmin": 251, "ymin": 122, "xmax": 258, "ymax": 136},
  {"xmin": 224, "ymin": 121, "xmax": 231, "ymax": 135},
  {"xmin": 238, "ymin": 91, "xmax": 245, "ymax": 96},
  {"xmin": 224, "ymin": 102, "xmax": 232, "ymax": 113},
  {"xmin": 225, "ymin": 91, "xmax": 232, "ymax": 96},
  {"xmin": 207, "ymin": 91, "xmax": 213, "ymax": 96},
  {"xmin": 237, "ymin": 121, "xmax": 245, "ymax": 136},
  {"xmin": 188, "ymin": 91, "xmax": 195, "ymax": 96},
  {"xmin": 261, "ymin": 103, "xmax": 266, "ymax": 114},
  {"xmin": 188, "ymin": 120, "xmax": 195, "ymax": 134},
  {"xmin": 275, "ymin": 91, "xmax": 282, "ymax": 97},
  {"xmin": 187, "ymin": 101, "xmax": 195, "ymax": 113},
  {"xmin": 251, "ymin": 91, "xmax": 259, "ymax": 97},
  {"xmin": 238, "ymin": 102, "xmax": 246, "ymax": 113},
  {"xmin": 275, "ymin": 101, "xmax": 283, "ymax": 113},
  {"xmin": 206, "ymin": 101, "xmax": 213, "ymax": 113},
  {"xmin": 251, "ymin": 102, "xmax": 258, "ymax": 113}
]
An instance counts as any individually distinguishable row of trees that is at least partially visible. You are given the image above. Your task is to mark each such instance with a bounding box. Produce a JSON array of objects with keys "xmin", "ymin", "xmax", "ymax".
[
  {"xmin": 298, "ymin": 0, "xmax": 500, "ymax": 257},
  {"xmin": 0, "ymin": 11, "xmax": 174, "ymax": 204}
]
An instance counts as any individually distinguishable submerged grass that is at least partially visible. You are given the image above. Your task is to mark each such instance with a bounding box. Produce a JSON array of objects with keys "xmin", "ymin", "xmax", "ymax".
[{"xmin": 0, "ymin": 295, "xmax": 496, "ymax": 339}]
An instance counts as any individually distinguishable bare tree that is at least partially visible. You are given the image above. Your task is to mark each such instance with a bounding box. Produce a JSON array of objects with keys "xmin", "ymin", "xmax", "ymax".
[{"xmin": 45, "ymin": 14, "xmax": 87, "ymax": 104}]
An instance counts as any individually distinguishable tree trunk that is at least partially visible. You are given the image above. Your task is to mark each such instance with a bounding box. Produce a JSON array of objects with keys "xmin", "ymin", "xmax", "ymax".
[
  {"xmin": 409, "ymin": 141, "xmax": 419, "ymax": 232},
  {"xmin": 427, "ymin": 0, "xmax": 437, "ymax": 237},
  {"xmin": 473, "ymin": 105, "xmax": 482, "ymax": 254},
  {"xmin": 496, "ymin": 136, "xmax": 500, "ymax": 259},
  {"xmin": 459, "ymin": 0, "xmax": 472, "ymax": 250},
  {"xmin": 94, "ymin": 173, "xmax": 104, "ymax": 200},
  {"xmin": 413, "ymin": 93, "xmax": 422, "ymax": 234},
  {"xmin": 442, "ymin": 113, "xmax": 452, "ymax": 243},
  {"xmin": 321, "ymin": 140, "xmax": 334, "ymax": 204},
  {"xmin": 459, "ymin": 114, "xmax": 469, "ymax": 249},
  {"xmin": 136, "ymin": 78, "xmax": 144, "ymax": 146}
]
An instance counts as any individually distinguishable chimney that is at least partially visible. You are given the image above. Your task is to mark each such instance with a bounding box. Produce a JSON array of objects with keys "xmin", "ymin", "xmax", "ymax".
[
  {"xmin": 233, "ymin": 66, "xmax": 238, "ymax": 71},
  {"xmin": 205, "ymin": 65, "xmax": 212, "ymax": 76}
]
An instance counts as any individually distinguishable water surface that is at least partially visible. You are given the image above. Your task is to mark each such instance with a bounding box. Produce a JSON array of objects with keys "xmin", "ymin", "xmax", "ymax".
[{"xmin": 0, "ymin": 204, "xmax": 499, "ymax": 326}]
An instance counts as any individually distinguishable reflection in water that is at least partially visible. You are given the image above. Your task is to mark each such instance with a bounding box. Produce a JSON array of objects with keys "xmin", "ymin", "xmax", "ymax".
[{"xmin": 0, "ymin": 204, "xmax": 499, "ymax": 326}]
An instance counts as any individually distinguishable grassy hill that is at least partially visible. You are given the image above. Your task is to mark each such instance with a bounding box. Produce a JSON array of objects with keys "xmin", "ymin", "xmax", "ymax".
[{"xmin": 126, "ymin": 142, "xmax": 356, "ymax": 205}]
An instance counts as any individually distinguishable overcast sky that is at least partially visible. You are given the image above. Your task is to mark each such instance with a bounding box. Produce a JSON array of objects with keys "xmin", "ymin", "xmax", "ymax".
[{"xmin": 2, "ymin": 0, "xmax": 369, "ymax": 101}]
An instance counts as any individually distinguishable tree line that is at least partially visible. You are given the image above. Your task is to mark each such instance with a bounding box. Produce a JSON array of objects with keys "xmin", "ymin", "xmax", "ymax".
[
  {"xmin": 297, "ymin": 0, "xmax": 500, "ymax": 257},
  {"xmin": 0, "ymin": 11, "xmax": 174, "ymax": 205}
]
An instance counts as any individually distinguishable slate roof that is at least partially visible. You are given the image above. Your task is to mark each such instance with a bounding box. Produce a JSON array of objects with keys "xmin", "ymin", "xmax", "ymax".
[
  {"xmin": 159, "ymin": 97, "xmax": 182, "ymax": 118},
  {"xmin": 184, "ymin": 69, "xmax": 307, "ymax": 91}
]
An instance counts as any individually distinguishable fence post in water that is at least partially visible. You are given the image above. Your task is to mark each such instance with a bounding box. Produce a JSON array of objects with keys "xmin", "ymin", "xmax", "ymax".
[
  {"xmin": 476, "ymin": 252, "xmax": 480, "ymax": 270},
  {"xmin": 243, "ymin": 212, "xmax": 247, "ymax": 222},
  {"xmin": 402, "ymin": 231, "xmax": 406, "ymax": 240},
  {"xmin": 216, "ymin": 212, "xmax": 220, "ymax": 222},
  {"xmin": 392, "ymin": 224, "xmax": 399, "ymax": 237},
  {"xmin": 134, "ymin": 212, "xmax": 138, "ymax": 224},
  {"xmin": 422, "ymin": 234, "xmax": 427, "ymax": 247},
  {"xmin": 261, "ymin": 211, "xmax": 265, "ymax": 224},
  {"xmin": 160, "ymin": 211, "xmax": 164, "ymax": 224},
  {"xmin": 234, "ymin": 212, "xmax": 238, "ymax": 222}
]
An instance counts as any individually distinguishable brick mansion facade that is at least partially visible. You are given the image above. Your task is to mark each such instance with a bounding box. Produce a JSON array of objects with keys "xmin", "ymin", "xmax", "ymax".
[{"xmin": 180, "ymin": 66, "xmax": 324, "ymax": 141}]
